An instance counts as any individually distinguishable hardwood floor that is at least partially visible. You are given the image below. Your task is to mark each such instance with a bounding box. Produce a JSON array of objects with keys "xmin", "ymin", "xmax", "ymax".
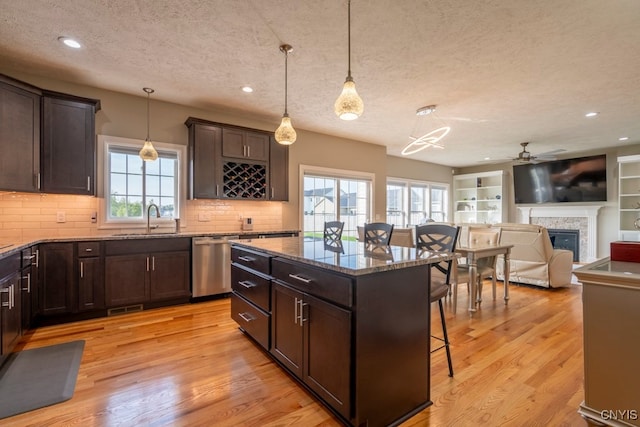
[{"xmin": 4, "ymin": 281, "xmax": 586, "ymax": 427}]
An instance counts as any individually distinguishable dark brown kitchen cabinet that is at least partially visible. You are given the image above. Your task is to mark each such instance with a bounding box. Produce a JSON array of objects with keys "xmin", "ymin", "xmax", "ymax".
[
  {"xmin": 38, "ymin": 243, "xmax": 74, "ymax": 316},
  {"xmin": 271, "ymin": 281, "xmax": 351, "ymax": 420},
  {"xmin": 41, "ymin": 92, "xmax": 99, "ymax": 195},
  {"xmin": 149, "ymin": 251, "xmax": 190, "ymax": 301},
  {"xmin": 1, "ymin": 254, "xmax": 21, "ymax": 359},
  {"xmin": 0, "ymin": 75, "xmax": 41, "ymax": 192},
  {"xmin": 77, "ymin": 241, "xmax": 104, "ymax": 311},
  {"xmin": 105, "ymin": 238, "xmax": 191, "ymax": 308},
  {"xmin": 185, "ymin": 118, "xmax": 223, "ymax": 199},
  {"xmin": 20, "ymin": 246, "xmax": 38, "ymax": 330},
  {"xmin": 185, "ymin": 117, "xmax": 288, "ymax": 201},
  {"xmin": 222, "ymin": 128, "xmax": 269, "ymax": 161},
  {"xmin": 268, "ymin": 136, "xmax": 289, "ymax": 201}
]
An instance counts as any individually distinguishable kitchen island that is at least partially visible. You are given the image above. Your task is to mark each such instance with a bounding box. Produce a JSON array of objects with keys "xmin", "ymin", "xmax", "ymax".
[{"xmin": 229, "ymin": 236, "xmax": 455, "ymax": 427}]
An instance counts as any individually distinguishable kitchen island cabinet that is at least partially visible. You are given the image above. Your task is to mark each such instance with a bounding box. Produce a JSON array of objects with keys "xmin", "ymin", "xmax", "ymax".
[
  {"xmin": 574, "ymin": 258, "xmax": 640, "ymax": 427},
  {"xmin": 38, "ymin": 242, "xmax": 74, "ymax": 317},
  {"xmin": 230, "ymin": 237, "xmax": 454, "ymax": 427},
  {"xmin": 1, "ymin": 253, "xmax": 21, "ymax": 359}
]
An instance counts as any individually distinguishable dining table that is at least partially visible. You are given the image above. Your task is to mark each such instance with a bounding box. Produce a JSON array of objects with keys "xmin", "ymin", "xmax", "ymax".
[{"xmin": 455, "ymin": 243, "xmax": 514, "ymax": 313}]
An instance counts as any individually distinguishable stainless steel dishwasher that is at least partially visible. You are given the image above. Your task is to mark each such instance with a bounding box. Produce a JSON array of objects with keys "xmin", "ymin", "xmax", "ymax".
[{"xmin": 192, "ymin": 236, "xmax": 239, "ymax": 298}]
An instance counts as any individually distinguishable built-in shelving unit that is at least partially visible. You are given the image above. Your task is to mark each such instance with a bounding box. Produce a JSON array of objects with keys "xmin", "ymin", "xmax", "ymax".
[
  {"xmin": 618, "ymin": 155, "xmax": 640, "ymax": 241},
  {"xmin": 453, "ymin": 170, "xmax": 507, "ymax": 224}
]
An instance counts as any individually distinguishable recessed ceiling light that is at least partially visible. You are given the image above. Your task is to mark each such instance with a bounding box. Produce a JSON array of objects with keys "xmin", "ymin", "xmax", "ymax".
[
  {"xmin": 241, "ymin": 86, "xmax": 253, "ymax": 93},
  {"xmin": 619, "ymin": 137, "xmax": 629, "ymax": 141},
  {"xmin": 484, "ymin": 157, "xmax": 491, "ymax": 161},
  {"xmin": 58, "ymin": 36, "xmax": 81, "ymax": 49},
  {"xmin": 585, "ymin": 111, "xmax": 599, "ymax": 118}
]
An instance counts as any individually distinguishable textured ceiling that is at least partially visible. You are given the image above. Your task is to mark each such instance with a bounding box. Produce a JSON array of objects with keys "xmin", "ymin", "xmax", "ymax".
[{"xmin": 1, "ymin": 0, "xmax": 639, "ymax": 167}]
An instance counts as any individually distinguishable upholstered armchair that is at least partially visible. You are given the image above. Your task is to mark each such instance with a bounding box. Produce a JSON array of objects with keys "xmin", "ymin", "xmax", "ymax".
[{"xmin": 493, "ymin": 223, "xmax": 573, "ymax": 288}]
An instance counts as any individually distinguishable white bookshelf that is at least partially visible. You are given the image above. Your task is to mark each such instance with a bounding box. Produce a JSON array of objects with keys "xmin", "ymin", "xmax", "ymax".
[
  {"xmin": 618, "ymin": 155, "xmax": 640, "ymax": 241},
  {"xmin": 453, "ymin": 170, "xmax": 507, "ymax": 224}
]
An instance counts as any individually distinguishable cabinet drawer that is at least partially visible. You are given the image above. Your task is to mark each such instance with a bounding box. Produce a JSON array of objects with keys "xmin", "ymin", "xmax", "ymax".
[
  {"xmin": 78, "ymin": 241, "xmax": 101, "ymax": 257},
  {"xmin": 231, "ymin": 264, "xmax": 270, "ymax": 312},
  {"xmin": 272, "ymin": 258, "xmax": 352, "ymax": 307},
  {"xmin": 231, "ymin": 247, "xmax": 271, "ymax": 275},
  {"xmin": 231, "ymin": 293, "xmax": 270, "ymax": 350}
]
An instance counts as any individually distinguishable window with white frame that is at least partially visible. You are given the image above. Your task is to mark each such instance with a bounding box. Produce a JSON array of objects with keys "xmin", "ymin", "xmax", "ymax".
[
  {"xmin": 98, "ymin": 135, "xmax": 185, "ymax": 229},
  {"xmin": 302, "ymin": 166, "xmax": 373, "ymax": 241},
  {"xmin": 386, "ymin": 178, "xmax": 449, "ymax": 227}
]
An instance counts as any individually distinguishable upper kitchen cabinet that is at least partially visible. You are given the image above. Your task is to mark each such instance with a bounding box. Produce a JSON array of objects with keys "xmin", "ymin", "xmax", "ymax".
[
  {"xmin": 41, "ymin": 91, "xmax": 100, "ymax": 195},
  {"xmin": 222, "ymin": 127, "xmax": 269, "ymax": 161},
  {"xmin": 185, "ymin": 117, "xmax": 288, "ymax": 201},
  {"xmin": 269, "ymin": 135, "xmax": 289, "ymax": 201},
  {"xmin": 0, "ymin": 75, "xmax": 41, "ymax": 192}
]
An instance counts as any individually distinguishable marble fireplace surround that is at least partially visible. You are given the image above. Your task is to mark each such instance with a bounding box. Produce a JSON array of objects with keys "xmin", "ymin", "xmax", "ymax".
[{"xmin": 517, "ymin": 205, "xmax": 603, "ymax": 262}]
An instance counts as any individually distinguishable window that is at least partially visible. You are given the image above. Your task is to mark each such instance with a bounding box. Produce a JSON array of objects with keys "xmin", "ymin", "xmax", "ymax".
[
  {"xmin": 386, "ymin": 178, "xmax": 449, "ymax": 227},
  {"xmin": 98, "ymin": 135, "xmax": 185, "ymax": 229},
  {"xmin": 302, "ymin": 166, "xmax": 373, "ymax": 241}
]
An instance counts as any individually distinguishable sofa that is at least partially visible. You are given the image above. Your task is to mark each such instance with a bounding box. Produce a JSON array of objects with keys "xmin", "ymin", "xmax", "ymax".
[{"xmin": 493, "ymin": 223, "xmax": 574, "ymax": 288}]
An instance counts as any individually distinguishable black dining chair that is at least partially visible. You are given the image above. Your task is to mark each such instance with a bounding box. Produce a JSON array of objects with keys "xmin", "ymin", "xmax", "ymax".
[
  {"xmin": 415, "ymin": 223, "xmax": 460, "ymax": 377},
  {"xmin": 363, "ymin": 222, "xmax": 394, "ymax": 245},
  {"xmin": 323, "ymin": 221, "xmax": 344, "ymax": 241}
]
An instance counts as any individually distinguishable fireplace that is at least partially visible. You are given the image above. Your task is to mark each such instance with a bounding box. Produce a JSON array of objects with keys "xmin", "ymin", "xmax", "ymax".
[{"xmin": 548, "ymin": 229, "xmax": 580, "ymax": 262}]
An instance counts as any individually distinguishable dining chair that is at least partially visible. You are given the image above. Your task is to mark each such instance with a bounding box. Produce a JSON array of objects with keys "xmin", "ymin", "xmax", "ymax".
[
  {"xmin": 454, "ymin": 226, "xmax": 502, "ymax": 309},
  {"xmin": 415, "ymin": 223, "xmax": 460, "ymax": 377},
  {"xmin": 363, "ymin": 222, "xmax": 394, "ymax": 245},
  {"xmin": 323, "ymin": 221, "xmax": 344, "ymax": 241}
]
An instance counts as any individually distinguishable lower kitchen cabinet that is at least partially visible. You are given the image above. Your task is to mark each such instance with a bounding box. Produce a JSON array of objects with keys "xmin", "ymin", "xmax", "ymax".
[
  {"xmin": 39, "ymin": 242, "xmax": 74, "ymax": 316},
  {"xmin": 20, "ymin": 245, "xmax": 38, "ymax": 330},
  {"xmin": 105, "ymin": 238, "xmax": 191, "ymax": 309},
  {"xmin": 78, "ymin": 245, "xmax": 104, "ymax": 312},
  {"xmin": 271, "ymin": 281, "xmax": 352, "ymax": 420},
  {"xmin": 1, "ymin": 257, "xmax": 22, "ymax": 358}
]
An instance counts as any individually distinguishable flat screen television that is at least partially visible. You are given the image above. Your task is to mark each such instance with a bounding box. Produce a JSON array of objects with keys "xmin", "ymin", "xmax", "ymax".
[{"xmin": 513, "ymin": 154, "xmax": 607, "ymax": 204}]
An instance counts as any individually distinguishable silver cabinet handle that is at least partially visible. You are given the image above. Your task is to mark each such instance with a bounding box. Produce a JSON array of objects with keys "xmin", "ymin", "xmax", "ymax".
[
  {"xmin": 37, "ymin": 172, "xmax": 41, "ymax": 190},
  {"xmin": 238, "ymin": 256, "xmax": 255, "ymax": 262},
  {"xmin": 22, "ymin": 273, "xmax": 31, "ymax": 292},
  {"xmin": 238, "ymin": 280, "xmax": 256, "ymax": 289},
  {"xmin": 238, "ymin": 312, "xmax": 255, "ymax": 322},
  {"xmin": 299, "ymin": 299, "xmax": 308, "ymax": 325},
  {"xmin": 288, "ymin": 273, "xmax": 312, "ymax": 284},
  {"xmin": 35, "ymin": 249, "xmax": 39, "ymax": 268},
  {"xmin": 294, "ymin": 297, "xmax": 299, "ymax": 324},
  {"xmin": 80, "ymin": 261, "xmax": 84, "ymax": 279},
  {"xmin": 146, "ymin": 256, "xmax": 150, "ymax": 272},
  {"xmin": 216, "ymin": 184, "xmax": 220, "ymax": 196},
  {"xmin": 87, "ymin": 176, "xmax": 91, "ymax": 191},
  {"xmin": 247, "ymin": 146, "xmax": 251, "ymax": 158},
  {"xmin": 271, "ymin": 188, "xmax": 275, "ymax": 199},
  {"xmin": 1, "ymin": 287, "xmax": 8, "ymax": 308},
  {"xmin": 152, "ymin": 256, "xmax": 155, "ymax": 271},
  {"xmin": 10, "ymin": 284, "xmax": 14, "ymax": 309},
  {"xmin": 85, "ymin": 248, "xmax": 93, "ymax": 253}
]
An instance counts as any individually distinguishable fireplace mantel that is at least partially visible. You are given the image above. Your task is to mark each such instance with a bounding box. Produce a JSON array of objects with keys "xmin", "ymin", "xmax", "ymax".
[{"xmin": 517, "ymin": 205, "xmax": 603, "ymax": 262}]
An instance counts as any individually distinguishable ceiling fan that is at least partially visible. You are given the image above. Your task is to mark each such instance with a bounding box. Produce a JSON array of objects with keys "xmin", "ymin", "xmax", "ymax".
[{"xmin": 513, "ymin": 142, "xmax": 565, "ymax": 163}]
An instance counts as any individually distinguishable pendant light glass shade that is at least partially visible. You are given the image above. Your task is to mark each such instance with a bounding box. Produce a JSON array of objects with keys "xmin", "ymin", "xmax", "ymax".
[
  {"xmin": 275, "ymin": 113, "xmax": 297, "ymax": 145},
  {"xmin": 334, "ymin": 0, "xmax": 363, "ymax": 120},
  {"xmin": 275, "ymin": 44, "xmax": 297, "ymax": 145},
  {"xmin": 139, "ymin": 87, "xmax": 158, "ymax": 162},
  {"xmin": 334, "ymin": 77, "xmax": 363, "ymax": 120}
]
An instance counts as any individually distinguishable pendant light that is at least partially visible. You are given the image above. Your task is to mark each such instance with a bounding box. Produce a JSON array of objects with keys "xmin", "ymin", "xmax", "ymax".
[
  {"xmin": 139, "ymin": 87, "xmax": 158, "ymax": 161},
  {"xmin": 401, "ymin": 105, "xmax": 451, "ymax": 156},
  {"xmin": 274, "ymin": 44, "xmax": 297, "ymax": 145},
  {"xmin": 334, "ymin": 0, "xmax": 364, "ymax": 120}
]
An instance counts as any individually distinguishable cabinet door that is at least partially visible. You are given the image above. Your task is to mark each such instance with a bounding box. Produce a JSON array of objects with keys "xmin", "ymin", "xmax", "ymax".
[
  {"xmin": 41, "ymin": 96, "xmax": 96, "ymax": 195},
  {"xmin": 271, "ymin": 282, "xmax": 304, "ymax": 378},
  {"xmin": 244, "ymin": 131, "xmax": 269, "ymax": 161},
  {"xmin": 222, "ymin": 128, "xmax": 269, "ymax": 161},
  {"xmin": 269, "ymin": 136, "xmax": 289, "ymax": 201},
  {"xmin": 20, "ymin": 265, "xmax": 33, "ymax": 330},
  {"xmin": 78, "ymin": 257, "xmax": 105, "ymax": 311},
  {"xmin": 188, "ymin": 122, "xmax": 222, "ymax": 199},
  {"xmin": 0, "ymin": 79, "xmax": 40, "ymax": 192},
  {"xmin": 105, "ymin": 254, "xmax": 149, "ymax": 307},
  {"xmin": 1, "ymin": 273, "xmax": 22, "ymax": 355},
  {"xmin": 303, "ymin": 293, "xmax": 352, "ymax": 419},
  {"xmin": 149, "ymin": 251, "xmax": 191, "ymax": 301},
  {"xmin": 39, "ymin": 243, "xmax": 75, "ymax": 316}
]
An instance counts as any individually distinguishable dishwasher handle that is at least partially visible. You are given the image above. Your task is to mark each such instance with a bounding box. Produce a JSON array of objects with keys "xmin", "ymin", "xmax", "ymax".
[{"xmin": 193, "ymin": 236, "xmax": 240, "ymax": 245}]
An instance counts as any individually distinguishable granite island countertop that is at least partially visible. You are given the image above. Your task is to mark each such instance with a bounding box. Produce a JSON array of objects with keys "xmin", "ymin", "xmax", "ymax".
[
  {"xmin": 231, "ymin": 236, "xmax": 456, "ymax": 276},
  {"xmin": 0, "ymin": 229, "xmax": 300, "ymax": 260}
]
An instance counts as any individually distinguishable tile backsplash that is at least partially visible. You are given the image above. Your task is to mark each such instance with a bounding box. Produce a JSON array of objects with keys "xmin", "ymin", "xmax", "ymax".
[{"xmin": 0, "ymin": 192, "xmax": 284, "ymax": 242}]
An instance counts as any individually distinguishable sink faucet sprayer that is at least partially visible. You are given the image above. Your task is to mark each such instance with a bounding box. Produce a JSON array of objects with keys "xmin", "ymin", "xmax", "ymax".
[{"xmin": 147, "ymin": 203, "xmax": 160, "ymax": 233}]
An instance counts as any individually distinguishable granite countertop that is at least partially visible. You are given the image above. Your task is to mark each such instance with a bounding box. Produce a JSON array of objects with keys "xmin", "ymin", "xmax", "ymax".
[
  {"xmin": 0, "ymin": 229, "xmax": 299, "ymax": 260},
  {"xmin": 574, "ymin": 257, "xmax": 640, "ymax": 288},
  {"xmin": 231, "ymin": 236, "xmax": 456, "ymax": 276}
]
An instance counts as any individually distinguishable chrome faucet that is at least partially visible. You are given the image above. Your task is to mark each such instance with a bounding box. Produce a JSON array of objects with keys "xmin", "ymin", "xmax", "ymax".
[{"xmin": 147, "ymin": 203, "xmax": 160, "ymax": 233}]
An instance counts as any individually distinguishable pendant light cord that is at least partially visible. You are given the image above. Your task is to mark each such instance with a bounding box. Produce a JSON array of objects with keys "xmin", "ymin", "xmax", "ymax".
[
  {"xmin": 146, "ymin": 92, "xmax": 150, "ymax": 140},
  {"xmin": 284, "ymin": 49, "xmax": 289, "ymax": 115},
  {"xmin": 347, "ymin": 0, "xmax": 352, "ymax": 79}
]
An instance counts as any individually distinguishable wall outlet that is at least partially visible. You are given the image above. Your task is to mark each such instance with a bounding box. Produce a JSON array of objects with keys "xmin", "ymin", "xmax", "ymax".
[
  {"xmin": 198, "ymin": 212, "xmax": 211, "ymax": 222},
  {"xmin": 56, "ymin": 211, "xmax": 66, "ymax": 223}
]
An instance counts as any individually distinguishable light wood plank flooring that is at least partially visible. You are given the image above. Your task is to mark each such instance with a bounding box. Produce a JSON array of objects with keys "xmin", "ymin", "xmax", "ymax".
[{"xmin": 4, "ymin": 281, "xmax": 586, "ymax": 426}]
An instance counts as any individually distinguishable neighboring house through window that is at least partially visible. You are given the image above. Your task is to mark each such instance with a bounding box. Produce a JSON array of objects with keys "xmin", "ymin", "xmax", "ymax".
[{"xmin": 386, "ymin": 178, "xmax": 449, "ymax": 227}]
